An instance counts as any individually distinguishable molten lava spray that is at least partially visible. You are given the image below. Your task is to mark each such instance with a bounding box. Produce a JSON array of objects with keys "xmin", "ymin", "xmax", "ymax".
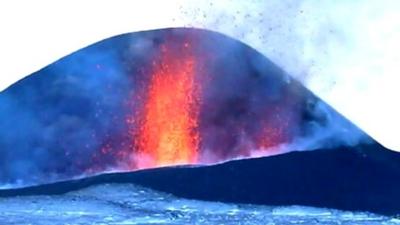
[{"xmin": 135, "ymin": 42, "xmax": 200, "ymax": 168}]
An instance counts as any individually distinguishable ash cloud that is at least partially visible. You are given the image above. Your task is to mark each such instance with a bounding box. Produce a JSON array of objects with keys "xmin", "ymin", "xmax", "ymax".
[
  {"xmin": 0, "ymin": 35, "xmax": 136, "ymax": 185},
  {"xmin": 195, "ymin": 31, "xmax": 370, "ymax": 159}
]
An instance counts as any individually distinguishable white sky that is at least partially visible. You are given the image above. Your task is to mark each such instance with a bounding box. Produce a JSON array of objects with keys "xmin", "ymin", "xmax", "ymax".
[{"xmin": 0, "ymin": 0, "xmax": 399, "ymax": 151}]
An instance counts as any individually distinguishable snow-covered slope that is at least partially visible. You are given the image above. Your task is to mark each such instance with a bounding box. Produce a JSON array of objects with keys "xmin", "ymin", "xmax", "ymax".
[{"xmin": 0, "ymin": 183, "xmax": 397, "ymax": 225}]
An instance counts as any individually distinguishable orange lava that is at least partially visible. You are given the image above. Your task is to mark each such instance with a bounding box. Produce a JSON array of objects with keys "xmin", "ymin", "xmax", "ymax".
[{"xmin": 135, "ymin": 42, "xmax": 200, "ymax": 168}]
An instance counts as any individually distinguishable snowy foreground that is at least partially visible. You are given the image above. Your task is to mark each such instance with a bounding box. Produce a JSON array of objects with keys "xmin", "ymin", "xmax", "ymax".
[{"xmin": 0, "ymin": 184, "xmax": 399, "ymax": 225}]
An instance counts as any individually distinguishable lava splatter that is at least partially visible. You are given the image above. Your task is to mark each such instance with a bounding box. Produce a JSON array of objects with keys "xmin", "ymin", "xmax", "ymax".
[{"xmin": 134, "ymin": 41, "xmax": 200, "ymax": 168}]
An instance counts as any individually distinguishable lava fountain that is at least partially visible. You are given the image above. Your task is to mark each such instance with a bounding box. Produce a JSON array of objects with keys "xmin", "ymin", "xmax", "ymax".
[
  {"xmin": 0, "ymin": 28, "xmax": 367, "ymax": 186},
  {"xmin": 134, "ymin": 41, "xmax": 200, "ymax": 169}
]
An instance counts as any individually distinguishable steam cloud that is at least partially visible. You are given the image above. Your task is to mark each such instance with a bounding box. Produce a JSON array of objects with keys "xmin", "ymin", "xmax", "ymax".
[{"xmin": 176, "ymin": 0, "xmax": 400, "ymax": 149}]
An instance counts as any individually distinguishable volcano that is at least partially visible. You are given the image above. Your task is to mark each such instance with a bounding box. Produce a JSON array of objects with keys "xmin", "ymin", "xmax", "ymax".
[
  {"xmin": 0, "ymin": 28, "xmax": 399, "ymax": 223},
  {"xmin": 0, "ymin": 28, "xmax": 371, "ymax": 186}
]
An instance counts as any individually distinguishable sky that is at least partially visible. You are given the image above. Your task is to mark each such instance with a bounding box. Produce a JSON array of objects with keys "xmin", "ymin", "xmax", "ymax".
[{"xmin": 0, "ymin": 0, "xmax": 399, "ymax": 151}]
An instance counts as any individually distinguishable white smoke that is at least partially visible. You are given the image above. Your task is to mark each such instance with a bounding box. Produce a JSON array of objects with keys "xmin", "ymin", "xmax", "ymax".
[{"xmin": 175, "ymin": 0, "xmax": 400, "ymax": 150}]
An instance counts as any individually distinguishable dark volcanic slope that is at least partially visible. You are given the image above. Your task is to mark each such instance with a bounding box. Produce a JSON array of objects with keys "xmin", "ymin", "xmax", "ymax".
[
  {"xmin": 1, "ymin": 142, "xmax": 400, "ymax": 216},
  {"xmin": 0, "ymin": 28, "xmax": 368, "ymax": 185}
]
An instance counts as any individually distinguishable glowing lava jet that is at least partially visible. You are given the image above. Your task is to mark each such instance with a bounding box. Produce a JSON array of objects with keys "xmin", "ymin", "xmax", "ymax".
[
  {"xmin": 129, "ymin": 34, "xmax": 294, "ymax": 169},
  {"xmin": 134, "ymin": 42, "xmax": 200, "ymax": 168},
  {"xmin": 128, "ymin": 32, "xmax": 299, "ymax": 169}
]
